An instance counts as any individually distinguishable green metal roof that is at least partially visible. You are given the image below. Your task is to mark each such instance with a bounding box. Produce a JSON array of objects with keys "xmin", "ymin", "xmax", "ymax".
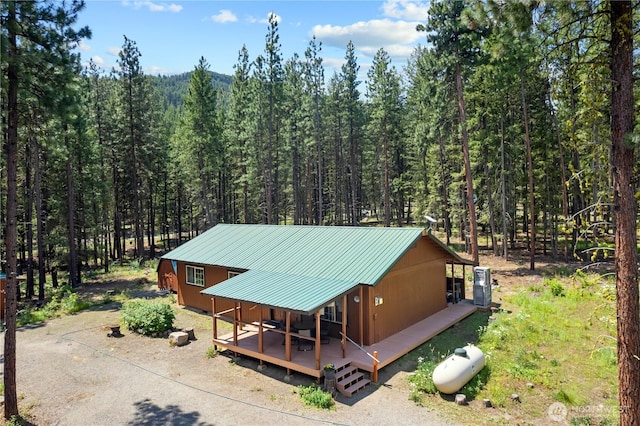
[
  {"xmin": 201, "ymin": 269, "xmax": 357, "ymax": 314},
  {"xmin": 161, "ymin": 224, "xmax": 472, "ymax": 314},
  {"xmin": 162, "ymin": 224, "xmax": 425, "ymax": 285}
]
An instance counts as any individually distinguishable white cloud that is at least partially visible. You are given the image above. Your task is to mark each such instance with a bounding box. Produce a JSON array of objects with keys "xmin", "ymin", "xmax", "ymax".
[
  {"xmin": 311, "ymin": 19, "xmax": 423, "ymax": 49},
  {"xmin": 122, "ymin": 1, "xmax": 182, "ymax": 13},
  {"xmin": 359, "ymin": 44, "xmax": 417, "ymax": 59},
  {"xmin": 147, "ymin": 65, "xmax": 178, "ymax": 75},
  {"xmin": 91, "ymin": 55, "xmax": 105, "ymax": 65},
  {"xmin": 382, "ymin": 0, "xmax": 429, "ymax": 21},
  {"xmin": 77, "ymin": 40, "xmax": 91, "ymax": 52},
  {"xmin": 211, "ymin": 9, "xmax": 237, "ymax": 23},
  {"xmin": 322, "ymin": 57, "xmax": 345, "ymax": 71},
  {"xmin": 249, "ymin": 11, "xmax": 282, "ymax": 25},
  {"xmin": 107, "ymin": 47, "xmax": 121, "ymax": 56}
]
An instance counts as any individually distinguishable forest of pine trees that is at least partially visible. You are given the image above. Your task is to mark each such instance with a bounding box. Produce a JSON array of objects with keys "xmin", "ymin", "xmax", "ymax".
[
  {"xmin": 1, "ymin": 0, "xmax": 638, "ymax": 422},
  {"xmin": 3, "ymin": 1, "xmax": 637, "ymax": 284}
]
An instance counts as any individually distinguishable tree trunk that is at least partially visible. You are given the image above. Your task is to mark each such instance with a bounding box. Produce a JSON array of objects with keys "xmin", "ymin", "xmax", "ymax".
[
  {"xmin": 349, "ymin": 121, "xmax": 359, "ymax": 226},
  {"xmin": 484, "ymin": 147, "xmax": 498, "ymax": 255},
  {"xmin": 548, "ymin": 81, "xmax": 569, "ymax": 260},
  {"xmin": 383, "ymin": 130, "xmax": 391, "ymax": 228},
  {"xmin": 25, "ymin": 137, "xmax": 35, "ymax": 299},
  {"xmin": 455, "ymin": 58, "xmax": 478, "ymax": 263},
  {"xmin": 34, "ymin": 139, "xmax": 46, "ymax": 299},
  {"xmin": 4, "ymin": 1, "xmax": 19, "ymax": 417},
  {"xmin": 66, "ymin": 130, "xmax": 78, "ymax": 289},
  {"xmin": 500, "ymin": 114, "xmax": 508, "ymax": 260},
  {"xmin": 520, "ymin": 71, "xmax": 535, "ymax": 271},
  {"xmin": 610, "ymin": 3, "xmax": 639, "ymax": 425},
  {"xmin": 437, "ymin": 132, "xmax": 451, "ymax": 245}
]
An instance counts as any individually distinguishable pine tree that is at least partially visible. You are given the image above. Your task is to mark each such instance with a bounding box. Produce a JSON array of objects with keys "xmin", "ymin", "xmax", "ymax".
[
  {"xmin": 610, "ymin": 2, "xmax": 639, "ymax": 424},
  {"xmin": 366, "ymin": 48, "xmax": 404, "ymax": 227},
  {"xmin": 1, "ymin": 0, "xmax": 89, "ymax": 418}
]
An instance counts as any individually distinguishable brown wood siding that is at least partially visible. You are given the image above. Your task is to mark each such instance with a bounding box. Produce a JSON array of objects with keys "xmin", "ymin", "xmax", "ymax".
[
  {"xmin": 157, "ymin": 259, "xmax": 178, "ymax": 292},
  {"xmin": 364, "ymin": 236, "xmax": 448, "ymax": 345},
  {"xmin": 174, "ymin": 262, "xmax": 263, "ymax": 323},
  {"xmin": 177, "ymin": 263, "xmax": 229, "ymax": 312}
]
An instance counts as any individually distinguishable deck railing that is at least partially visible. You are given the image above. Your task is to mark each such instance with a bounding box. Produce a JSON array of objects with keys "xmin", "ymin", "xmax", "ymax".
[{"xmin": 340, "ymin": 332, "xmax": 380, "ymax": 383}]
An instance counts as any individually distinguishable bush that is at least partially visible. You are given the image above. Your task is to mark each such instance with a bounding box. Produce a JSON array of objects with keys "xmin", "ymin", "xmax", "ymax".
[
  {"xmin": 60, "ymin": 292, "xmax": 91, "ymax": 314},
  {"xmin": 297, "ymin": 384, "xmax": 334, "ymax": 409},
  {"xmin": 549, "ymin": 280, "xmax": 566, "ymax": 297},
  {"xmin": 121, "ymin": 300, "xmax": 175, "ymax": 335},
  {"xmin": 409, "ymin": 358, "xmax": 439, "ymax": 396}
]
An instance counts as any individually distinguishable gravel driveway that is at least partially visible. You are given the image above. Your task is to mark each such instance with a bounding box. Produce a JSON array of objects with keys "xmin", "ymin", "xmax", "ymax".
[{"xmin": 1, "ymin": 290, "xmax": 454, "ymax": 426}]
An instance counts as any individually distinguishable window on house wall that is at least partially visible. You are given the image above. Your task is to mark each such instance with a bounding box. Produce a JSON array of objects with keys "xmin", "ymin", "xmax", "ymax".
[
  {"xmin": 186, "ymin": 265, "xmax": 205, "ymax": 287},
  {"xmin": 228, "ymin": 271, "xmax": 240, "ymax": 279},
  {"xmin": 321, "ymin": 299, "xmax": 343, "ymax": 323}
]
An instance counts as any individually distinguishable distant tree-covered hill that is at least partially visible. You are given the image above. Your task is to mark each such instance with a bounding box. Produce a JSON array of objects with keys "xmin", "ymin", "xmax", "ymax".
[{"xmin": 152, "ymin": 71, "xmax": 232, "ymax": 108}]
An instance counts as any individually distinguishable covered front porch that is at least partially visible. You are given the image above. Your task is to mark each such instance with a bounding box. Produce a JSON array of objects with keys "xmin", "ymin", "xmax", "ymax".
[{"xmin": 211, "ymin": 300, "xmax": 477, "ymax": 380}]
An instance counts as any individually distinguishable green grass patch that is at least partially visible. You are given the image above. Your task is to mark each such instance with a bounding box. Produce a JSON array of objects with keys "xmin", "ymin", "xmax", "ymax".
[
  {"xmin": 408, "ymin": 272, "xmax": 618, "ymax": 424},
  {"xmin": 16, "ymin": 285, "xmax": 93, "ymax": 326}
]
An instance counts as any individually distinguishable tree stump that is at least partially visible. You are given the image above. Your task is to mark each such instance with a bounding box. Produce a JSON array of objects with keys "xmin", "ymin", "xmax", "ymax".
[
  {"xmin": 455, "ymin": 394, "xmax": 468, "ymax": 406},
  {"xmin": 184, "ymin": 327, "xmax": 196, "ymax": 340},
  {"xmin": 324, "ymin": 378, "xmax": 337, "ymax": 398},
  {"xmin": 108, "ymin": 325, "xmax": 122, "ymax": 337}
]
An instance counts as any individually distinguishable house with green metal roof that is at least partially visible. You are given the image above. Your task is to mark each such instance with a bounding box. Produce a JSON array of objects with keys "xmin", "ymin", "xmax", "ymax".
[{"xmin": 158, "ymin": 224, "xmax": 477, "ymax": 394}]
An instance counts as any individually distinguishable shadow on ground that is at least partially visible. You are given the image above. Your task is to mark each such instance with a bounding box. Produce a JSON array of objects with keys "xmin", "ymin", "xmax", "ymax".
[{"xmin": 126, "ymin": 398, "xmax": 213, "ymax": 426}]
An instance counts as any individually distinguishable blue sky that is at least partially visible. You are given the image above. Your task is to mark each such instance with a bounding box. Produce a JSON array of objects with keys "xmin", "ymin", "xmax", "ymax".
[{"xmin": 76, "ymin": 0, "xmax": 431, "ymax": 77}]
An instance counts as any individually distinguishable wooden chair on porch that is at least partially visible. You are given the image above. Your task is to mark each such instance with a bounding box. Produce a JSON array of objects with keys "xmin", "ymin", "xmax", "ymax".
[
  {"xmin": 276, "ymin": 320, "xmax": 299, "ymax": 345},
  {"xmin": 311, "ymin": 321, "xmax": 330, "ymax": 344}
]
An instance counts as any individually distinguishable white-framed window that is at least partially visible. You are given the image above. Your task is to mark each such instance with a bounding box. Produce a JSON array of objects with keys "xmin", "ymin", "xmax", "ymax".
[
  {"xmin": 186, "ymin": 265, "xmax": 205, "ymax": 287},
  {"xmin": 228, "ymin": 271, "xmax": 241, "ymax": 279},
  {"xmin": 321, "ymin": 299, "xmax": 344, "ymax": 323}
]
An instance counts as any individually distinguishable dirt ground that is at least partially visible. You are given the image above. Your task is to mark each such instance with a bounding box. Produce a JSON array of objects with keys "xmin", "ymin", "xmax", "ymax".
[
  {"xmin": 1, "ymin": 278, "xmax": 455, "ymax": 426},
  {"xmin": 1, "ymin": 251, "xmax": 583, "ymax": 425}
]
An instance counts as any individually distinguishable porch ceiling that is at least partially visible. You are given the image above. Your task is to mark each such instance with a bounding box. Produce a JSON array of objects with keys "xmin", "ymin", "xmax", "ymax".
[{"xmin": 201, "ymin": 269, "xmax": 358, "ymax": 314}]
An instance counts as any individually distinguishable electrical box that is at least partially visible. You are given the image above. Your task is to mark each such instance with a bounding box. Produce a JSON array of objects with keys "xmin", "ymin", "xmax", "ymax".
[{"xmin": 473, "ymin": 267, "xmax": 491, "ymax": 308}]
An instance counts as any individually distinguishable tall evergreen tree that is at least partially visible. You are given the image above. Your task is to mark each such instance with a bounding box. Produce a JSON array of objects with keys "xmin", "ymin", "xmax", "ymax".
[
  {"xmin": 610, "ymin": 2, "xmax": 639, "ymax": 424},
  {"xmin": 115, "ymin": 36, "xmax": 157, "ymax": 258},
  {"xmin": 225, "ymin": 45, "xmax": 255, "ymax": 223},
  {"xmin": 173, "ymin": 57, "xmax": 221, "ymax": 229},
  {"xmin": 366, "ymin": 48, "xmax": 404, "ymax": 227},
  {"xmin": 304, "ymin": 36, "xmax": 325, "ymax": 224},
  {"xmin": 340, "ymin": 41, "xmax": 364, "ymax": 226},
  {"xmin": 262, "ymin": 14, "xmax": 284, "ymax": 224},
  {"xmin": 419, "ymin": 0, "xmax": 486, "ymax": 262},
  {"xmin": 1, "ymin": 0, "xmax": 89, "ymax": 418}
]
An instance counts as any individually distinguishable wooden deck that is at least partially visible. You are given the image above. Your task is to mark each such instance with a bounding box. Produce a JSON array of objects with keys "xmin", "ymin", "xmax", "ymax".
[{"xmin": 213, "ymin": 301, "xmax": 477, "ymax": 379}]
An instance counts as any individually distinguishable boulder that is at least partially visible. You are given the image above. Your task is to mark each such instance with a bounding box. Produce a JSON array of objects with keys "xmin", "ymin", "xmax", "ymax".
[{"xmin": 169, "ymin": 331, "xmax": 189, "ymax": 347}]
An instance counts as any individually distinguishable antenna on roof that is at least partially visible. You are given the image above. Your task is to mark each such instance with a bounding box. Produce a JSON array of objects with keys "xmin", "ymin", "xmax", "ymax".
[{"xmin": 424, "ymin": 215, "xmax": 437, "ymax": 232}]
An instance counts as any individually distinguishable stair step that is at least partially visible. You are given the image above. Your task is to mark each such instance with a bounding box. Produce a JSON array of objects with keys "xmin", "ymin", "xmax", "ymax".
[
  {"xmin": 337, "ymin": 371, "xmax": 365, "ymax": 387},
  {"xmin": 336, "ymin": 365, "xmax": 358, "ymax": 379},
  {"xmin": 332, "ymin": 361, "xmax": 371, "ymax": 398},
  {"xmin": 337, "ymin": 377, "xmax": 370, "ymax": 398}
]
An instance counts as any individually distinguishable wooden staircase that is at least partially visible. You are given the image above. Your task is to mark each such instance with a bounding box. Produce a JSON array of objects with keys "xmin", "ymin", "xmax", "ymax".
[{"xmin": 335, "ymin": 362, "xmax": 370, "ymax": 397}]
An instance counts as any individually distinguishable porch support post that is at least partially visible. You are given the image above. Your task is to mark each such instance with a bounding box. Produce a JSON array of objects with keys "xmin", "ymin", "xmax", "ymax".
[
  {"xmin": 211, "ymin": 297, "xmax": 217, "ymax": 351},
  {"xmin": 462, "ymin": 264, "xmax": 466, "ymax": 300},
  {"xmin": 233, "ymin": 302, "xmax": 238, "ymax": 346},
  {"xmin": 285, "ymin": 311, "xmax": 292, "ymax": 362},
  {"xmin": 314, "ymin": 311, "xmax": 321, "ymax": 370},
  {"xmin": 342, "ymin": 294, "xmax": 347, "ymax": 358},
  {"xmin": 258, "ymin": 306, "xmax": 264, "ymax": 353},
  {"xmin": 358, "ymin": 286, "xmax": 364, "ymax": 346}
]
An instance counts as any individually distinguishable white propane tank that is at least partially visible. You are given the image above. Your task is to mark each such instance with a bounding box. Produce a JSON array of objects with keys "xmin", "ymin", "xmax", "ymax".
[{"xmin": 432, "ymin": 344, "xmax": 485, "ymax": 394}]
